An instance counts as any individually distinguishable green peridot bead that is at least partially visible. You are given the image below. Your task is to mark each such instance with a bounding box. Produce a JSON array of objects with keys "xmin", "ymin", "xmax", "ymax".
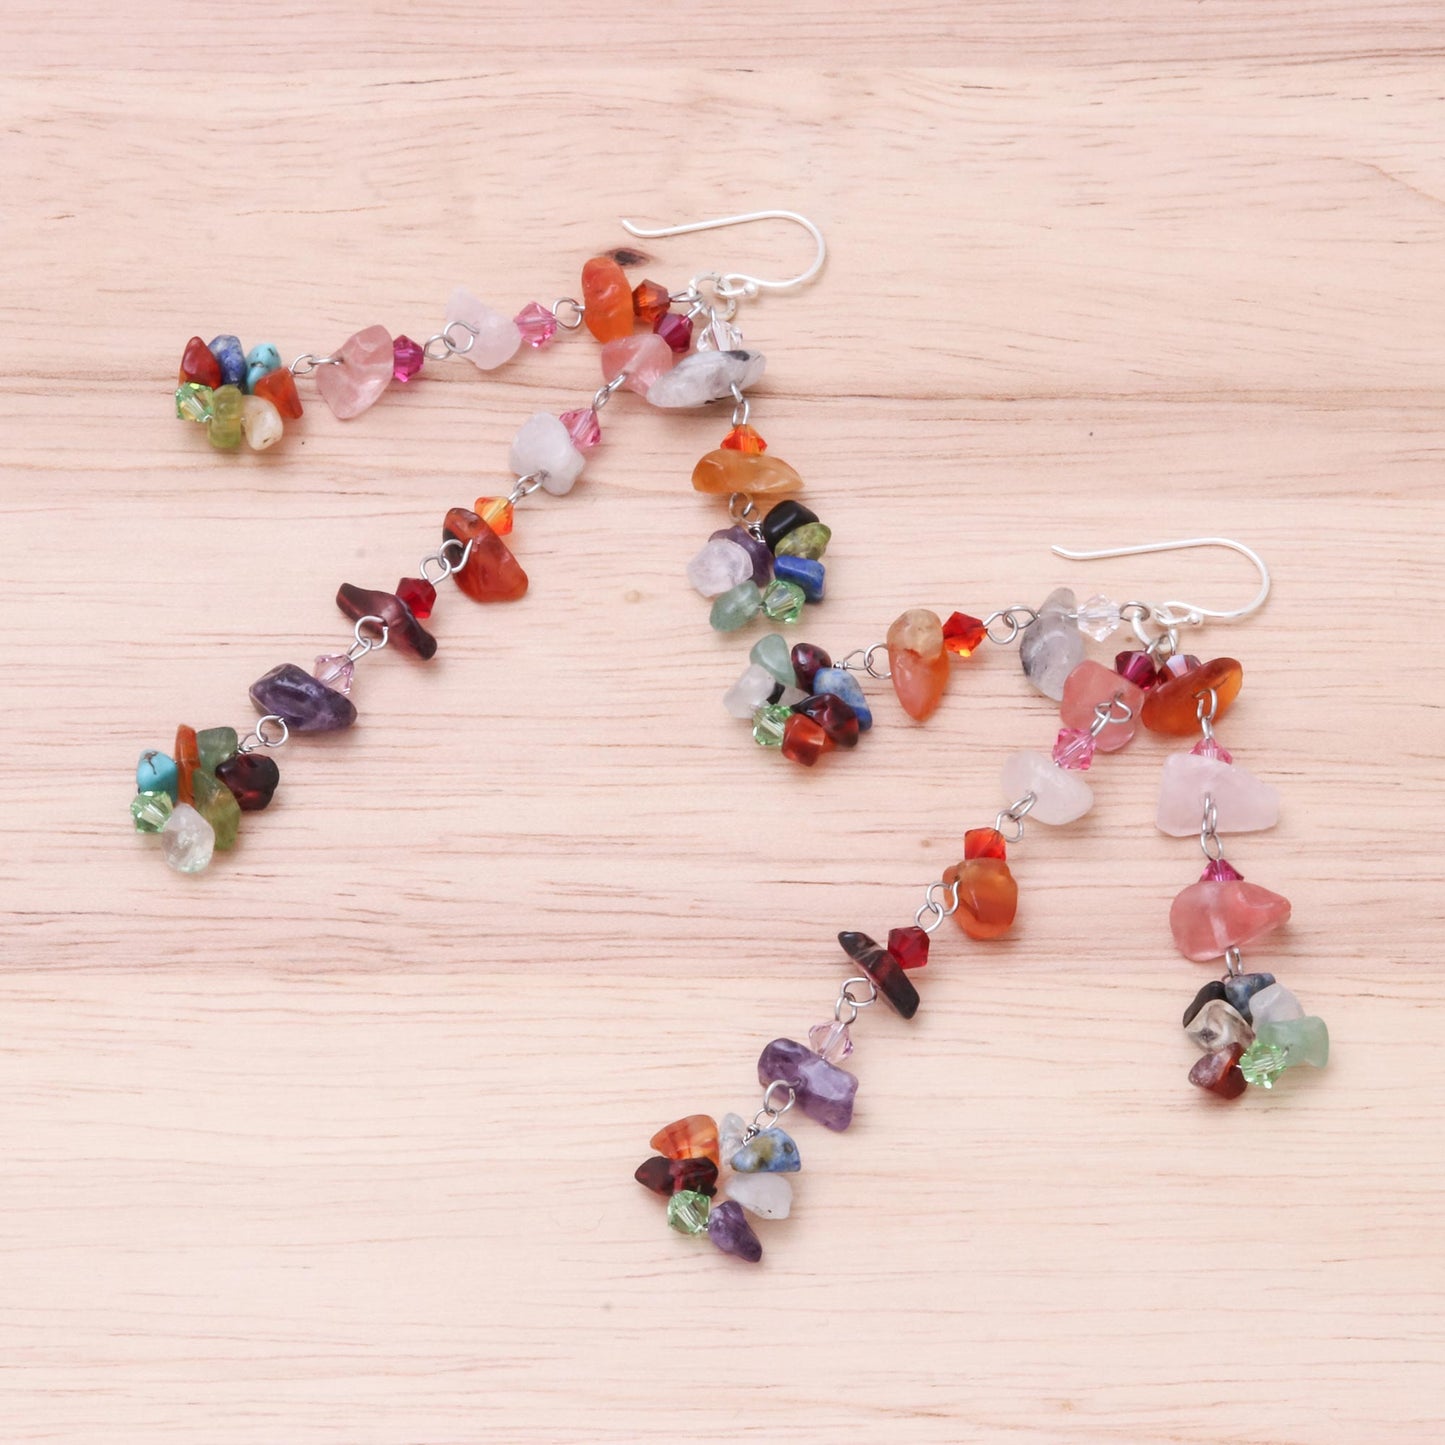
[
  {"xmin": 191, "ymin": 770, "xmax": 241, "ymax": 851},
  {"xmin": 666, "ymin": 1189, "xmax": 711, "ymax": 1236},
  {"xmin": 175, "ymin": 382, "xmax": 214, "ymax": 423},
  {"xmin": 749, "ymin": 632, "xmax": 795, "ymax": 687},
  {"xmin": 208, "ymin": 384, "xmax": 244, "ymax": 450},
  {"xmin": 130, "ymin": 790, "xmax": 174, "ymax": 833},
  {"xmin": 197, "ymin": 726, "xmax": 239, "ymax": 772},
  {"xmin": 774, "ymin": 522, "xmax": 832, "ymax": 560},
  {"xmin": 761, "ymin": 578, "xmax": 806, "ymax": 623},
  {"xmin": 710, "ymin": 580, "xmax": 763, "ymax": 633},
  {"xmin": 751, "ymin": 703, "xmax": 792, "ymax": 748}
]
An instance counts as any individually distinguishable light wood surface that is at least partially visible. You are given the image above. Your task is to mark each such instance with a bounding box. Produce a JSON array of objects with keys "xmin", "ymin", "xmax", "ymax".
[{"xmin": 4, "ymin": 8, "xmax": 1444, "ymax": 1442}]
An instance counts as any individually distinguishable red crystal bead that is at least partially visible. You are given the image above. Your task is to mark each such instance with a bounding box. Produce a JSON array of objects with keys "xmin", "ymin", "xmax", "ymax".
[
  {"xmin": 1201, "ymin": 858, "xmax": 1244, "ymax": 883},
  {"xmin": 886, "ymin": 925, "xmax": 930, "ymax": 970},
  {"xmin": 654, "ymin": 312, "xmax": 694, "ymax": 353},
  {"xmin": 1115, "ymin": 649, "xmax": 1160, "ymax": 689},
  {"xmin": 941, "ymin": 611, "xmax": 988, "ymax": 658},
  {"xmin": 395, "ymin": 576, "xmax": 436, "ymax": 620},
  {"xmin": 178, "ymin": 336, "xmax": 222, "ymax": 388},
  {"xmin": 721, "ymin": 424, "xmax": 767, "ymax": 453},
  {"xmin": 391, "ymin": 334, "xmax": 425, "ymax": 382},
  {"xmin": 964, "ymin": 827, "xmax": 1007, "ymax": 860},
  {"xmin": 631, "ymin": 278, "xmax": 672, "ymax": 327}
]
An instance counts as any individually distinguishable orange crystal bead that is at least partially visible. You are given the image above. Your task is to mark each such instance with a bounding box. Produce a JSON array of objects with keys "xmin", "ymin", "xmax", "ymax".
[
  {"xmin": 581, "ymin": 256, "xmax": 634, "ymax": 343},
  {"xmin": 964, "ymin": 826, "xmax": 1007, "ymax": 861},
  {"xmin": 942, "ymin": 611, "xmax": 988, "ymax": 657},
  {"xmin": 943, "ymin": 857, "xmax": 1018, "ymax": 940},
  {"xmin": 252, "ymin": 366, "xmax": 304, "ymax": 420},
  {"xmin": 173, "ymin": 724, "xmax": 200, "ymax": 806},
  {"xmin": 650, "ymin": 1114, "xmax": 720, "ymax": 1167},
  {"xmin": 1141, "ymin": 657, "xmax": 1243, "ymax": 736},
  {"xmin": 691, "ymin": 448, "xmax": 803, "ymax": 497},
  {"xmin": 471, "ymin": 496, "xmax": 515, "ymax": 537},
  {"xmin": 631, "ymin": 278, "xmax": 672, "ymax": 327},
  {"xmin": 887, "ymin": 609, "xmax": 948, "ymax": 721},
  {"xmin": 443, "ymin": 507, "xmax": 528, "ymax": 602},
  {"xmin": 721, "ymin": 424, "xmax": 768, "ymax": 453}
]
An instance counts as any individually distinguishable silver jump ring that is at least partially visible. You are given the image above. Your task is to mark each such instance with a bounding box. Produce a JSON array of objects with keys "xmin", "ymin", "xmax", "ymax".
[
  {"xmin": 983, "ymin": 606, "xmax": 1038, "ymax": 646},
  {"xmin": 506, "ymin": 473, "xmax": 544, "ymax": 506},
  {"xmin": 347, "ymin": 615, "xmax": 390, "ymax": 660},
  {"xmin": 1223, "ymin": 945, "xmax": 1244, "ymax": 978},
  {"xmin": 239, "ymin": 714, "xmax": 290, "ymax": 752},
  {"xmin": 729, "ymin": 492, "xmax": 757, "ymax": 525},
  {"xmin": 592, "ymin": 373, "xmax": 628, "ymax": 411},
  {"xmin": 549, "ymin": 298, "xmax": 585, "ymax": 329},
  {"xmin": 729, "ymin": 383, "xmax": 750, "ymax": 428},
  {"xmin": 443, "ymin": 320, "xmax": 478, "ymax": 354}
]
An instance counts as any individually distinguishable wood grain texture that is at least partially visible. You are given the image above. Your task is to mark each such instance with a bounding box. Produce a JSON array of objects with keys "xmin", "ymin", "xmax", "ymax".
[{"xmin": 3, "ymin": 8, "xmax": 1444, "ymax": 1441}]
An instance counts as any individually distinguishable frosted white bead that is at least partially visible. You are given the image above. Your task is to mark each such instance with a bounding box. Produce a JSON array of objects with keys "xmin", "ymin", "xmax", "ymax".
[
  {"xmin": 687, "ymin": 538, "xmax": 754, "ymax": 598},
  {"xmin": 1001, "ymin": 749, "xmax": 1094, "ymax": 825},
  {"xmin": 241, "ymin": 394, "xmax": 283, "ymax": 450},
  {"xmin": 1248, "ymin": 982, "xmax": 1305, "ymax": 1026},
  {"xmin": 445, "ymin": 286, "xmax": 522, "ymax": 370},
  {"xmin": 645, "ymin": 349, "xmax": 766, "ymax": 408},
  {"xmin": 724, "ymin": 1170, "xmax": 793, "ymax": 1220},
  {"xmin": 724, "ymin": 664, "xmax": 779, "ymax": 718},
  {"xmin": 718, "ymin": 1112, "xmax": 747, "ymax": 1166},
  {"xmin": 1156, "ymin": 753, "xmax": 1280, "ymax": 837},
  {"xmin": 509, "ymin": 412, "xmax": 586, "ymax": 496},
  {"xmin": 1019, "ymin": 587, "xmax": 1084, "ymax": 700}
]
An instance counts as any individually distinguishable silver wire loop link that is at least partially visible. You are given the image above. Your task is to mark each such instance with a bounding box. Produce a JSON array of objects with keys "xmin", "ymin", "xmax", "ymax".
[
  {"xmin": 834, "ymin": 975, "xmax": 879, "ymax": 1025},
  {"xmin": 237, "ymin": 714, "xmax": 290, "ymax": 753},
  {"xmin": 418, "ymin": 536, "xmax": 475, "ymax": 586},
  {"xmin": 288, "ymin": 353, "xmax": 341, "ymax": 378},
  {"xmin": 1199, "ymin": 793, "xmax": 1225, "ymax": 861},
  {"xmin": 994, "ymin": 790, "xmax": 1038, "ymax": 843},
  {"xmin": 1195, "ymin": 686, "xmax": 1220, "ymax": 745},
  {"xmin": 729, "ymin": 383, "xmax": 750, "ymax": 428},
  {"xmin": 983, "ymin": 606, "xmax": 1039, "ymax": 646},
  {"xmin": 838, "ymin": 643, "xmax": 891, "ymax": 680},
  {"xmin": 549, "ymin": 297, "xmax": 585, "ymax": 330},
  {"xmin": 728, "ymin": 492, "xmax": 758, "ymax": 526},
  {"xmin": 1223, "ymin": 945, "xmax": 1244, "ymax": 978},
  {"xmin": 506, "ymin": 472, "xmax": 545, "ymax": 506},
  {"xmin": 592, "ymin": 372, "xmax": 628, "ymax": 411},
  {"xmin": 1089, "ymin": 694, "xmax": 1134, "ymax": 738},
  {"xmin": 745, "ymin": 1079, "xmax": 797, "ymax": 1139},
  {"xmin": 422, "ymin": 320, "xmax": 479, "ymax": 362},
  {"xmin": 346, "ymin": 615, "xmax": 390, "ymax": 661},
  {"xmin": 914, "ymin": 878, "xmax": 964, "ymax": 935}
]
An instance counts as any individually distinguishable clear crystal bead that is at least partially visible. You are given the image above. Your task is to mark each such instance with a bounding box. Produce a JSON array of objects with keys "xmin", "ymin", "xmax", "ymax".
[
  {"xmin": 1076, "ymin": 594, "xmax": 1122, "ymax": 641},
  {"xmin": 807, "ymin": 1019, "xmax": 854, "ymax": 1063}
]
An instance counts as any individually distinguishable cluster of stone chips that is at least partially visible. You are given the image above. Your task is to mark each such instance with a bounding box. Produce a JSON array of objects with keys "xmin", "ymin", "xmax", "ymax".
[
  {"xmin": 131, "ymin": 725, "xmax": 279, "ymax": 874},
  {"xmin": 175, "ymin": 333, "xmax": 303, "ymax": 450},
  {"xmin": 1184, "ymin": 972, "xmax": 1329, "ymax": 1098}
]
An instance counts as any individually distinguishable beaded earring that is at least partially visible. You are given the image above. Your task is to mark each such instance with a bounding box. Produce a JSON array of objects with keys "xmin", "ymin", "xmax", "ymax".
[
  {"xmin": 140, "ymin": 213, "xmax": 834, "ymax": 873},
  {"xmin": 643, "ymin": 537, "xmax": 1329, "ymax": 1263}
]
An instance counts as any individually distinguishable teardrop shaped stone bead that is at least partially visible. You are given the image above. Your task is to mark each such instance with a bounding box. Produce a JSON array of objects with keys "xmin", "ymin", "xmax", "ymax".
[
  {"xmin": 887, "ymin": 609, "xmax": 949, "ymax": 721},
  {"xmin": 178, "ymin": 336, "xmax": 222, "ymax": 388},
  {"xmin": 1169, "ymin": 880, "xmax": 1292, "ymax": 962},
  {"xmin": 196, "ymin": 727, "xmax": 238, "ymax": 773},
  {"xmin": 691, "ymin": 448, "xmax": 803, "ymax": 498},
  {"xmin": 1156, "ymin": 753, "xmax": 1280, "ymax": 836},
  {"xmin": 789, "ymin": 643, "xmax": 831, "ymax": 692},
  {"xmin": 241, "ymin": 394, "xmax": 283, "ymax": 450},
  {"xmin": 757, "ymin": 1037, "xmax": 858, "ymax": 1131},
  {"xmin": 1185, "ymin": 998, "xmax": 1255, "ymax": 1053},
  {"xmin": 315, "ymin": 325, "xmax": 393, "ymax": 419},
  {"xmin": 215, "ymin": 751, "xmax": 279, "ymax": 811},
  {"xmin": 1000, "ymin": 750, "xmax": 1094, "ymax": 824},
  {"xmin": 723, "ymin": 1170, "xmax": 792, "ymax": 1220},
  {"xmin": 249, "ymin": 664, "xmax": 357, "ymax": 733},
  {"xmin": 580, "ymin": 257, "xmax": 633, "ymax": 343},
  {"xmin": 253, "ymin": 366, "xmax": 303, "ymax": 419},
  {"xmin": 1019, "ymin": 587, "xmax": 1084, "ymax": 700},
  {"xmin": 750, "ymin": 633, "xmax": 795, "ymax": 687},
  {"xmin": 336, "ymin": 583, "xmax": 438, "ymax": 660},
  {"xmin": 159, "ymin": 803, "xmax": 215, "ymax": 874},
  {"xmin": 942, "ymin": 857, "xmax": 1018, "ymax": 940},
  {"xmin": 812, "ymin": 667, "xmax": 872, "ymax": 730},
  {"xmin": 838, "ymin": 930, "xmax": 920, "ymax": 1020},
  {"xmin": 1060, "ymin": 660, "xmax": 1143, "ymax": 752},
  {"xmin": 445, "ymin": 286, "xmax": 523, "ymax": 369},
  {"xmin": 645, "ymin": 349, "xmax": 766, "ymax": 408},
  {"xmin": 650, "ymin": 1114, "xmax": 720, "ymax": 1166},
  {"xmin": 730, "ymin": 1126, "xmax": 801, "ymax": 1174},
  {"xmin": 1141, "ymin": 657, "xmax": 1244, "ymax": 735},
  {"xmin": 709, "ymin": 580, "xmax": 762, "ymax": 632},
  {"xmin": 707, "ymin": 1199, "xmax": 762, "ymax": 1262},
  {"xmin": 443, "ymin": 508, "xmax": 528, "ymax": 602},
  {"xmin": 509, "ymin": 412, "xmax": 586, "ymax": 496}
]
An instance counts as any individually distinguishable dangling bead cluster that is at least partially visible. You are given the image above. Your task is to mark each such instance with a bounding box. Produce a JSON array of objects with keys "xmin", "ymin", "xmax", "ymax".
[
  {"xmin": 723, "ymin": 635, "xmax": 873, "ymax": 767},
  {"xmin": 176, "ymin": 335, "xmax": 302, "ymax": 450},
  {"xmin": 1156, "ymin": 693, "xmax": 1328, "ymax": 1099}
]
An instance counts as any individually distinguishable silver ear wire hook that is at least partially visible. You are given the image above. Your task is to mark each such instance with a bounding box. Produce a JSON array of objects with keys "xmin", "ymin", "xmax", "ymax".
[
  {"xmin": 1049, "ymin": 536, "xmax": 1271, "ymax": 635},
  {"xmin": 618, "ymin": 209, "xmax": 827, "ymax": 301}
]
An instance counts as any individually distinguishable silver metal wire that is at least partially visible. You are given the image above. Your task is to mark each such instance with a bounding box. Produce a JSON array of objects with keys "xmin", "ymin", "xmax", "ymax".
[
  {"xmin": 506, "ymin": 472, "xmax": 545, "ymax": 506},
  {"xmin": 346, "ymin": 615, "xmax": 390, "ymax": 661},
  {"xmin": 838, "ymin": 644, "xmax": 891, "ymax": 680},
  {"xmin": 237, "ymin": 714, "xmax": 290, "ymax": 753},
  {"xmin": 1089, "ymin": 694, "xmax": 1134, "ymax": 738},
  {"xmin": 834, "ymin": 975, "xmax": 879, "ymax": 1025},
  {"xmin": 419, "ymin": 536, "xmax": 475, "ymax": 586},
  {"xmin": 1199, "ymin": 793, "xmax": 1225, "ymax": 861},
  {"xmin": 1223, "ymin": 945, "xmax": 1244, "ymax": 978},
  {"xmin": 983, "ymin": 606, "xmax": 1039, "ymax": 646},
  {"xmin": 747, "ymin": 1080, "xmax": 797, "ymax": 1137},
  {"xmin": 914, "ymin": 878, "xmax": 964, "ymax": 935},
  {"xmin": 729, "ymin": 383, "xmax": 750, "ymax": 428},
  {"xmin": 549, "ymin": 298, "xmax": 585, "ymax": 330},
  {"xmin": 994, "ymin": 791, "xmax": 1038, "ymax": 843},
  {"xmin": 592, "ymin": 373, "xmax": 628, "ymax": 411},
  {"xmin": 288, "ymin": 353, "xmax": 341, "ymax": 377},
  {"xmin": 728, "ymin": 492, "xmax": 758, "ymax": 526},
  {"xmin": 1195, "ymin": 686, "xmax": 1220, "ymax": 745}
]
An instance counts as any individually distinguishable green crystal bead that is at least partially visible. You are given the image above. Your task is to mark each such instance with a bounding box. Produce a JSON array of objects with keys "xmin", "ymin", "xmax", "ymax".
[
  {"xmin": 130, "ymin": 790, "xmax": 174, "ymax": 833},
  {"xmin": 774, "ymin": 521, "xmax": 832, "ymax": 560},
  {"xmin": 749, "ymin": 632, "xmax": 795, "ymax": 687},
  {"xmin": 191, "ymin": 769, "xmax": 241, "ymax": 851},
  {"xmin": 709, "ymin": 580, "xmax": 763, "ymax": 633},
  {"xmin": 1238, "ymin": 1040, "xmax": 1289, "ymax": 1088},
  {"xmin": 666, "ymin": 1189, "xmax": 711, "ymax": 1236},
  {"xmin": 208, "ymin": 384, "xmax": 244, "ymax": 449},
  {"xmin": 175, "ymin": 382, "xmax": 214, "ymax": 423},
  {"xmin": 1239, "ymin": 1016, "xmax": 1329, "ymax": 1087},
  {"xmin": 197, "ymin": 726, "xmax": 239, "ymax": 772},
  {"xmin": 761, "ymin": 578, "xmax": 806, "ymax": 623},
  {"xmin": 751, "ymin": 703, "xmax": 792, "ymax": 748}
]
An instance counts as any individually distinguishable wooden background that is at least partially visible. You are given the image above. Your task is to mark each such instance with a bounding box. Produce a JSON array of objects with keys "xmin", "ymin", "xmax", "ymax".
[{"xmin": 3, "ymin": 5, "xmax": 1443, "ymax": 1441}]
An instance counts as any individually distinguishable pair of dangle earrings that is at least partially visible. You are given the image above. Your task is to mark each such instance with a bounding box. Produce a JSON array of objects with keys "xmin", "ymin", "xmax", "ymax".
[
  {"xmin": 143, "ymin": 212, "xmax": 837, "ymax": 872},
  {"xmin": 639, "ymin": 537, "xmax": 1329, "ymax": 1265}
]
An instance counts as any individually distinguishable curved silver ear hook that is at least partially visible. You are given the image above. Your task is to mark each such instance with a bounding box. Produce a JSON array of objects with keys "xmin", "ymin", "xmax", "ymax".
[
  {"xmin": 1049, "ymin": 536, "xmax": 1271, "ymax": 629},
  {"xmin": 619, "ymin": 210, "xmax": 826, "ymax": 300}
]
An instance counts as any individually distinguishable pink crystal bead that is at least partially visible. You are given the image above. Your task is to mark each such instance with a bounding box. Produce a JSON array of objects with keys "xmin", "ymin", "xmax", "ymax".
[
  {"xmin": 1169, "ymin": 879, "xmax": 1292, "ymax": 962},
  {"xmin": 514, "ymin": 301, "xmax": 558, "ymax": 348},
  {"xmin": 560, "ymin": 407, "xmax": 602, "ymax": 450},
  {"xmin": 312, "ymin": 653, "xmax": 355, "ymax": 695},
  {"xmin": 1201, "ymin": 858, "xmax": 1244, "ymax": 882},
  {"xmin": 1052, "ymin": 727, "xmax": 1096, "ymax": 770},
  {"xmin": 1162, "ymin": 653, "xmax": 1202, "ymax": 679},
  {"xmin": 1192, "ymin": 736, "xmax": 1235, "ymax": 764},
  {"xmin": 654, "ymin": 312, "xmax": 694, "ymax": 353},
  {"xmin": 316, "ymin": 325, "xmax": 393, "ymax": 420},
  {"xmin": 807, "ymin": 1020, "xmax": 854, "ymax": 1064},
  {"xmin": 600, "ymin": 333, "xmax": 675, "ymax": 395},
  {"xmin": 1115, "ymin": 650, "xmax": 1160, "ymax": 689},
  {"xmin": 391, "ymin": 335, "xmax": 425, "ymax": 383},
  {"xmin": 1059, "ymin": 659, "xmax": 1144, "ymax": 753}
]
